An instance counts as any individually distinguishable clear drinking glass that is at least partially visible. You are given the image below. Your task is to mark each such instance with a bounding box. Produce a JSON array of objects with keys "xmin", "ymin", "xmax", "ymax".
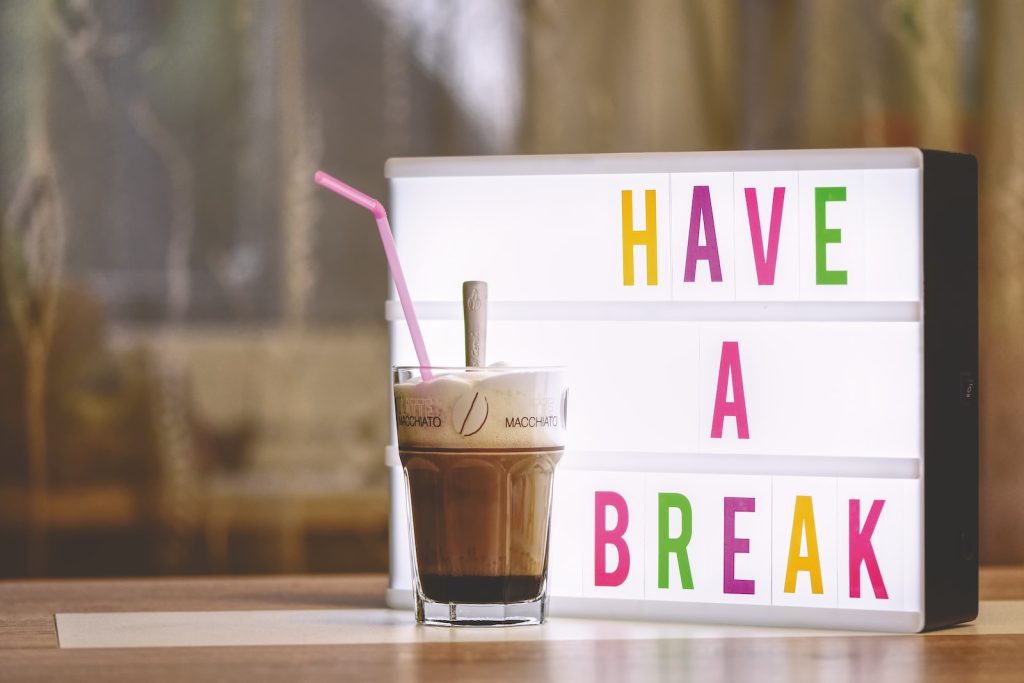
[{"xmin": 393, "ymin": 366, "xmax": 567, "ymax": 626}]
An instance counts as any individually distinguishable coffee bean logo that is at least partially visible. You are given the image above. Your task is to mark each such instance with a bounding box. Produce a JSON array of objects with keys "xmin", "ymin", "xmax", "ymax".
[{"xmin": 453, "ymin": 391, "xmax": 489, "ymax": 436}]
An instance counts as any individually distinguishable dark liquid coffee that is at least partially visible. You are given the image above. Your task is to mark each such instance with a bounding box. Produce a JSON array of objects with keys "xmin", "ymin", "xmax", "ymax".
[
  {"xmin": 401, "ymin": 448, "xmax": 562, "ymax": 604},
  {"xmin": 418, "ymin": 574, "xmax": 545, "ymax": 604}
]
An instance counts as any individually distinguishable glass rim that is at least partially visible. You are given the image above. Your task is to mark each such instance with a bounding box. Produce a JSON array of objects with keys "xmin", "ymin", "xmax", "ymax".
[{"xmin": 393, "ymin": 365, "xmax": 566, "ymax": 372}]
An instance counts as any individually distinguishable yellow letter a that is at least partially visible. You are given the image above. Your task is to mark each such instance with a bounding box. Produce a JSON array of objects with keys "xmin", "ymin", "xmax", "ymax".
[{"xmin": 784, "ymin": 495, "xmax": 823, "ymax": 594}]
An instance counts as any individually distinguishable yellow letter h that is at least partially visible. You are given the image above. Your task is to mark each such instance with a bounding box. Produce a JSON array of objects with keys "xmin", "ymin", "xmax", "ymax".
[{"xmin": 622, "ymin": 189, "xmax": 658, "ymax": 286}]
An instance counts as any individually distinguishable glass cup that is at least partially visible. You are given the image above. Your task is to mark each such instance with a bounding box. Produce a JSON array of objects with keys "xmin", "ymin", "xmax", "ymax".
[{"xmin": 393, "ymin": 366, "xmax": 567, "ymax": 626}]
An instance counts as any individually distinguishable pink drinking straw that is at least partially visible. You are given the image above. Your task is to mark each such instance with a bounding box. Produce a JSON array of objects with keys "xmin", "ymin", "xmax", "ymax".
[{"xmin": 313, "ymin": 170, "xmax": 434, "ymax": 381}]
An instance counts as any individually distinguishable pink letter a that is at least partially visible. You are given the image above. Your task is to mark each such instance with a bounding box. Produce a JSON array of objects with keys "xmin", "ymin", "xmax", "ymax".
[
  {"xmin": 595, "ymin": 491, "xmax": 631, "ymax": 587},
  {"xmin": 711, "ymin": 341, "xmax": 750, "ymax": 439}
]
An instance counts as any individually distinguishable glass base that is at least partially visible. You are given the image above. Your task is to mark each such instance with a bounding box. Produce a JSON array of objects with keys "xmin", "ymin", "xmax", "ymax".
[{"xmin": 415, "ymin": 593, "xmax": 547, "ymax": 627}]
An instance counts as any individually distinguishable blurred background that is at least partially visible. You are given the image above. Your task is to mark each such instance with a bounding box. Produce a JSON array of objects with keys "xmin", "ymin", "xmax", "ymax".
[{"xmin": 0, "ymin": 0, "xmax": 1020, "ymax": 578}]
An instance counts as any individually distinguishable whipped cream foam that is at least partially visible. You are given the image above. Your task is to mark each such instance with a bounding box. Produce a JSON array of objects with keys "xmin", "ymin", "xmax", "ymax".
[{"xmin": 394, "ymin": 366, "xmax": 567, "ymax": 451}]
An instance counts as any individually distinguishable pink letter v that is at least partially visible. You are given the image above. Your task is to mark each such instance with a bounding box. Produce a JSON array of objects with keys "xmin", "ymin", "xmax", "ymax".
[{"xmin": 745, "ymin": 187, "xmax": 785, "ymax": 285}]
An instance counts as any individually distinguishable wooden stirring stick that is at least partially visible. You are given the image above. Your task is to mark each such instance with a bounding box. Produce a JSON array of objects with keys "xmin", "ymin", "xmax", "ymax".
[{"xmin": 463, "ymin": 281, "xmax": 488, "ymax": 367}]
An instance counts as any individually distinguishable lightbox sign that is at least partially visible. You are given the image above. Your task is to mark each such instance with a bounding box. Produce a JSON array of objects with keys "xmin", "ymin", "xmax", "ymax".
[{"xmin": 384, "ymin": 149, "xmax": 978, "ymax": 632}]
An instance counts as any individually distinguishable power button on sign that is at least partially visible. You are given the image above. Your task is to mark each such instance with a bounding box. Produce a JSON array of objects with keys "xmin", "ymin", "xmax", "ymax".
[{"xmin": 960, "ymin": 372, "xmax": 978, "ymax": 405}]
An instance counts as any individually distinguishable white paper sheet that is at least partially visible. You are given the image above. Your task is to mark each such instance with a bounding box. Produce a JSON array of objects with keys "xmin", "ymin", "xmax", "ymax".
[{"xmin": 55, "ymin": 601, "xmax": 1021, "ymax": 649}]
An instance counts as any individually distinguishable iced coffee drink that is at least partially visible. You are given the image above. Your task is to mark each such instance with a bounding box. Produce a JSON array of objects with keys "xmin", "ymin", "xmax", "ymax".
[{"xmin": 393, "ymin": 366, "xmax": 567, "ymax": 626}]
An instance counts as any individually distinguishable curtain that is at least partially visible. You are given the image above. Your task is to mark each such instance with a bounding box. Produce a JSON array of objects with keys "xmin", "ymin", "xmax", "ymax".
[{"xmin": 0, "ymin": 0, "xmax": 1020, "ymax": 572}]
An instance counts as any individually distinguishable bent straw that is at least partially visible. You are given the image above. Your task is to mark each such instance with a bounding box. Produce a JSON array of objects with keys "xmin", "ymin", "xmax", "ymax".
[{"xmin": 314, "ymin": 170, "xmax": 433, "ymax": 381}]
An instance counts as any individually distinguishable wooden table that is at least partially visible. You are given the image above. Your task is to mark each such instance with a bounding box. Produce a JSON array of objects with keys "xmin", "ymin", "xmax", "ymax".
[{"xmin": 2, "ymin": 569, "xmax": 1023, "ymax": 681}]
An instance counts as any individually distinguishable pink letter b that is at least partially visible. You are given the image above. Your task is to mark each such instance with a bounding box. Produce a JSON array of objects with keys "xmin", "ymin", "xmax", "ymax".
[{"xmin": 595, "ymin": 491, "xmax": 631, "ymax": 587}]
